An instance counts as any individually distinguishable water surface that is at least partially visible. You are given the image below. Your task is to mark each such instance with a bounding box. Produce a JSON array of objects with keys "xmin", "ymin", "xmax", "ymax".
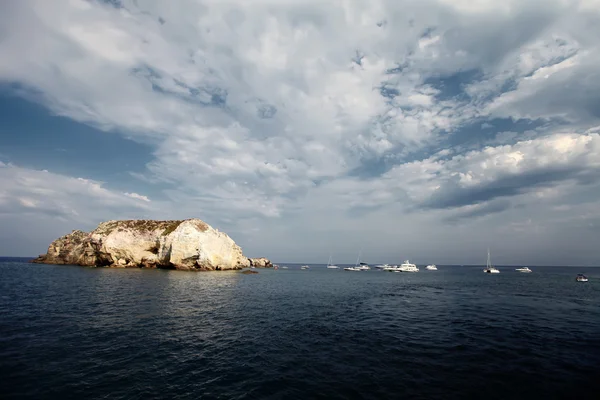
[{"xmin": 1, "ymin": 259, "xmax": 599, "ymax": 399}]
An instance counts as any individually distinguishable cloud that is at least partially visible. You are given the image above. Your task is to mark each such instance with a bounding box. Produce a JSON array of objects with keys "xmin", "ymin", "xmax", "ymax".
[
  {"xmin": 1, "ymin": 0, "xmax": 600, "ymax": 264},
  {"xmin": 123, "ymin": 192, "xmax": 151, "ymax": 202},
  {"xmin": 0, "ymin": 161, "xmax": 153, "ymax": 223}
]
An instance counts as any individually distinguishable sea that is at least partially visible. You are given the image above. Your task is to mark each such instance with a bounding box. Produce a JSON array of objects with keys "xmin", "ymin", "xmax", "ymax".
[{"xmin": 1, "ymin": 257, "xmax": 599, "ymax": 400}]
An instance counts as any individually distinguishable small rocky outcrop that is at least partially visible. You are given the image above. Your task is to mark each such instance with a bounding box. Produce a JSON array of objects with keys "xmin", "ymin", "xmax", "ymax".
[
  {"xmin": 248, "ymin": 257, "xmax": 273, "ymax": 268},
  {"xmin": 32, "ymin": 219, "xmax": 271, "ymax": 271},
  {"xmin": 241, "ymin": 270, "xmax": 259, "ymax": 274}
]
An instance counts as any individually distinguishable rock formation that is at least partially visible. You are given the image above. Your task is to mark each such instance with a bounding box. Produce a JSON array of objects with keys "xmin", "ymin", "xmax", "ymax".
[
  {"xmin": 248, "ymin": 257, "xmax": 273, "ymax": 268},
  {"xmin": 32, "ymin": 219, "xmax": 272, "ymax": 271}
]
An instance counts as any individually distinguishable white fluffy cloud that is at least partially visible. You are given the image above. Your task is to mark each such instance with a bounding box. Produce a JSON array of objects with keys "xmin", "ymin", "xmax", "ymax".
[
  {"xmin": 1, "ymin": 0, "xmax": 600, "ymax": 264},
  {"xmin": 0, "ymin": 162, "xmax": 153, "ymax": 222}
]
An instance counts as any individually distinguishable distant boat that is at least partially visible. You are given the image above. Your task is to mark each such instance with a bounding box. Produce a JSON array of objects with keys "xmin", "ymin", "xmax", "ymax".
[
  {"xmin": 326, "ymin": 255, "xmax": 339, "ymax": 269},
  {"xmin": 345, "ymin": 251, "xmax": 364, "ymax": 271},
  {"xmin": 358, "ymin": 262, "xmax": 370, "ymax": 271},
  {"xmin": 375, "ymin": 264, "xmax": 390, "ymax": 269},
  {"xmin": 281, "ymin": 266, "xmax": 288, "ymax": 269},
  {"xmin": 516, "ymin": 267, "xmax": 532, "ymax": 273},
  {"xmin": 483, "ymin": 249, "xmax": 500, "ymax": 274},
  {"xmin": 576, "ymin": 274, "xmax": 588, "ymax": 282},
  {"xmin": 300, "ymin": 265, "xmax": 310, "ymax": 270},
  {"xmin": 396, "ymin": 260, "xmax": 419, "ymax": 272},
  {"xmin": 426, "ymin": 264, "xmax": 438, "ymax": 271}
]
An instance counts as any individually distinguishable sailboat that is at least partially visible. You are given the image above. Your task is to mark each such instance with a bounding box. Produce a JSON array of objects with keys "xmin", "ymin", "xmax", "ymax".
[
  {"xmin": 483, "ymin": 249, "xmax": 500, "ymax": 274},
  {"xmin": 326, "ymin": 254, "xmax": 339, "ymax": 269},
  {"xmin": 344, "ymin": 251, "xmax": 362, "ymax": 271}
]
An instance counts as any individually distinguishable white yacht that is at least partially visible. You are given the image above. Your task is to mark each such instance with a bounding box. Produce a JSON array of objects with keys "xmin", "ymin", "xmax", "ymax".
[
  {"xmin": 576, "ymin": 274, "xmax": 588, "ymax": 282},
  {"xmin": 345, "ymin": 251, "xmax": 365, "ymax": 271},
  {"xmin": 516, "ymin": 267, "xmax": 532, "ymax": 273},
  {"xmin": 326, "ymin": 255, "xmax": 339, "ymax": 269},
  {"xmin": 396, "ymin": 260, "xmax": 419, "ymax": 272},
  {"xmin": 483, "ymin": 249, "xmax": 500, "ymax": 274},
  {"xmin": 358, "ymin": 263, "xmax": 370, "ymax": 270},
  {"xmin": 426, "ymin": 264, "xmax": 438, "ymax": 271},
  {"xmin": 375, "ymin": 264, "xmax": 390, "ymax": 269},
  {"xmin": 300, "ymin": 265, "xmax": 310, "ymax": 270}
]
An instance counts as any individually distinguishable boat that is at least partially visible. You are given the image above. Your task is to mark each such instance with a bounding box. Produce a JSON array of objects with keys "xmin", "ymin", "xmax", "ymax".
[
  {"xmin": 345, "ymin": 251, "xmax": 364, "ymax": 271},
  {"xmin": 281, "ymin": 266, "xmax": 288, "ymax": 269},
  {"xmin": 300, "ymin": 265, "xmax": 310, "ymax": 270},
  {"xmin": 426, "ymin": 264, "xmax": 438, "ymax": 270},
  {"xmin": 375, "ymin": 264, "xmax": 390, "ymax": 269},
  {"xmin": 326, "ymin": 255, "xmax": 339, "ymax": 269},
  {"xmin": 483, "ymin": 249, "xmax": 500, "ymax": 274},
  {"xmin": 515, "ymin": 267, "xmax": 532, "ymax": 273},
  {"xmin": 395, "ymin": 260, "xmax": 419, "ymax": 272},
  {"xmin": 383, "ymin": 265, "xmax": 399, "ymax": 272},
  {"xmin": 358, "ymin": 262, "xmax": 370, "ymax": 270},
  {"xmin": 576, "ymin": 274, "xmax": 589, "ymax": 282}
]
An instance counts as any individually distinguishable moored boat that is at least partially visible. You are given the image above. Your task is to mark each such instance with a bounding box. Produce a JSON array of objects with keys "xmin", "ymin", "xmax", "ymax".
[
  {"xmin": 326, "ymin": 254, "xmax": 339, "ymax": 269},
  {"xmin": 396, "ymin": 260, "xmax": 419, "ymax": 272},
  {"xmin": 483, "ymin": 249, "xmax": 500, "ymax": 274},
  {"xmin": 516, "ymin": 267, "xmax": 532, "ymax": 273}
]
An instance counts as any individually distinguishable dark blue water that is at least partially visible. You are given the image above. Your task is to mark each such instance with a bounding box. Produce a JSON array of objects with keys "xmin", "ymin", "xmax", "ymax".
[{"xmin": 1, "ymin": 258, "xmax": 599, "ymax": 400}]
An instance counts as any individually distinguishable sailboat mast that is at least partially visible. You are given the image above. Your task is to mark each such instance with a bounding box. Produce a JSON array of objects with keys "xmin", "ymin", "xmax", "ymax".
[
  {"xmin": 355, "ymin": 250, "xmax": 362, "ymax": 267},
  {"xmin": 487, "ymin": 248, "xmax": 491, "ymax": 268}
]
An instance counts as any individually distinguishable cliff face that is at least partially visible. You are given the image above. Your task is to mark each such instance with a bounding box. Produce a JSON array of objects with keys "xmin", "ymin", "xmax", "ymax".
[{"xmin": 32, "ymin": 219, "xmax": 270, "ymax": 271}]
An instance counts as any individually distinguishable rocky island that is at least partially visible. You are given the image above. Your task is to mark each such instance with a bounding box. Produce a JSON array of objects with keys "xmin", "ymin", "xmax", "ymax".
[{"xmin": 32, "ymin": 219, "xmax": 272, "ymax": 271}]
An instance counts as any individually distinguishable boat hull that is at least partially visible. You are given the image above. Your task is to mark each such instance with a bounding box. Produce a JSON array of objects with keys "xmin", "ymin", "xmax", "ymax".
[{"xmin": 484, "ymin": 269, "xmax": 500, "ymax": 274}]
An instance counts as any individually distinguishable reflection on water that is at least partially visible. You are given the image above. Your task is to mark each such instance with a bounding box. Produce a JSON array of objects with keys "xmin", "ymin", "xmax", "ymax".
[{"xmin": 1, "ymin": 261, "xmax": 599, "ymax": 399}]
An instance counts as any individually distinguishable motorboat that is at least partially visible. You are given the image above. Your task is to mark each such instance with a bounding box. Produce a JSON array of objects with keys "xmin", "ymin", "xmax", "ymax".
[
  {"xmin": 396, "ymin": 260, "xmax": 419, "ymax": 272},
  {"xmin": 281, "ymin": 266, "xmax": 288, "ymax": 269},
  {"xmin": 516, "ymin": 267, "xmax": 532, "ymax": 273},
  {"xmin": 300, "ymin": 265, "xmax": 310, "ymax": 270},
  {"xmin": 483, "ymin": 249, "xmax": 500, "ymax": 274},
  {"xmin": 358, "ymin": 263, "xmax": 370, "ymax": 270},
  {"xmin": 375, "ymin": 264, "xmax": 390, "ymax": 269},
  {"xmin": 344, "ymin": 267, "xmax": 361, "ymax": 271},
  {"xmin": 426, "ymin": 264, "xmax": 438, "ymax": 270},
  {"xmin": 383, "ymin": 265, "xmax": 399, "ymax": 272},
  {"xmin": 576, "ymin": 274, "xmax": 589, "ymax": 282}
]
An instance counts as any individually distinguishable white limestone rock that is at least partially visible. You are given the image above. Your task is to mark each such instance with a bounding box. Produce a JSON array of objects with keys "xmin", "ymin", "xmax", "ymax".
[{"xmin": 32, "ymin": 218, "xmax": 260, "ymax": 271}]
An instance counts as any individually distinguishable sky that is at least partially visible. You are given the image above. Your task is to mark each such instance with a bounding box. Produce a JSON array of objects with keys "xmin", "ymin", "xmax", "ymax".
[{"xmin": 1, "ymin": 0, "xmax": 600, "ymax": 266}]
